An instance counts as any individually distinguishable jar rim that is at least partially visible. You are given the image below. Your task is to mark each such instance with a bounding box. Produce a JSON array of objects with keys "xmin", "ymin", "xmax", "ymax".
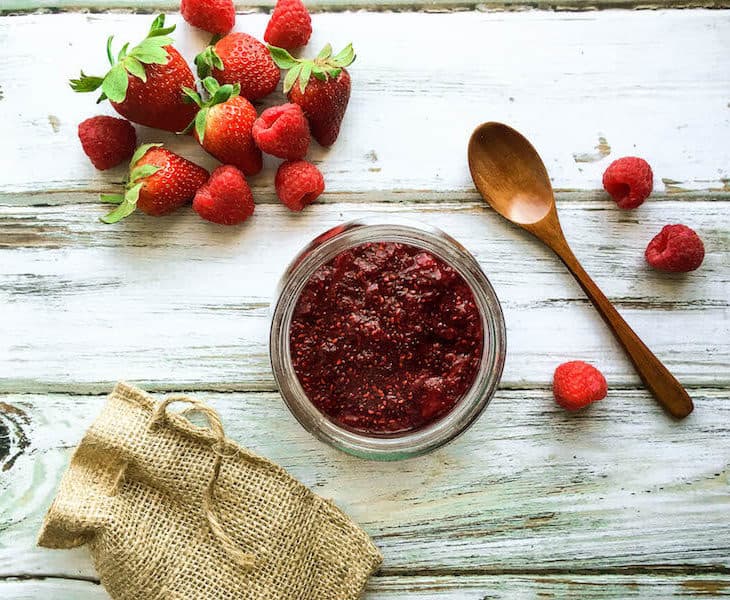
[{"xmin": 270, "ymin": 216, "xmax": 506, "ymax": 460}]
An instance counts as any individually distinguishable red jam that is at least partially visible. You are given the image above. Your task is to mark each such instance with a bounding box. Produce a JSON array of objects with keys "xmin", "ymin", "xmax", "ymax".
[{"xmin": 289, "ymin": 242, "xmax": 484, "ymax": 435}]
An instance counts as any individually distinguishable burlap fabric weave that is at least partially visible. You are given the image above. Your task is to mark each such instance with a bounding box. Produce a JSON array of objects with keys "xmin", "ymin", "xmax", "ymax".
[{"xmin": 38, "ymin": 382, "xmax": 382, "ymax": 599}]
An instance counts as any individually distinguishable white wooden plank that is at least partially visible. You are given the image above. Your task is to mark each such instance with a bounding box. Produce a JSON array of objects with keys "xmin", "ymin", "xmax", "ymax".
[
  {"xmin": 1, "ymin": 200, "xmax": 727, "ymax": 393},
  {"xmin": 1, "ymin": 573, "xmax": 729, "ymax": 599},
  {"xmin": 0, "ymin": 11, "xmax": 728, "ymax": 200},
  {"xmin": 1, "ymin": 389, "xmax": 728, "ymax": 577},
  {"xmin": 4, "ymin": 0, "xmax": 729, "ymax": 15}
]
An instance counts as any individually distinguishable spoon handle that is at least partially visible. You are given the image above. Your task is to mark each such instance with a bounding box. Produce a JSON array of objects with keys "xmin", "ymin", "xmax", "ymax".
[{"xmin": 550, "ymin": 238, "xmax": 694, "ymax": 419}]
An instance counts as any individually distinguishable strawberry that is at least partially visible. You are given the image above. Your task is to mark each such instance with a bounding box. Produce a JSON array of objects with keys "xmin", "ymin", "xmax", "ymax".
[
  {"xmin": 264, "ymin": 0, "xmax": 312, "ymax": 51},
  {"xmin": 100, "ymin": 143, "xmax": 208, "ymax": 223},
  {"xmin": 70, "ymin": 16, "xmax": 197, "ymax": 133},
  {"xmin": 195, "ymin": 32, "xmax": 280, "ymax": 101},
  {"xmin": 270, "ymin": 43, "xmax": 355, "ymax": 147},
  {"xmin": 183, "ymin": 78, "xmax": 262, "ymax": 176}
]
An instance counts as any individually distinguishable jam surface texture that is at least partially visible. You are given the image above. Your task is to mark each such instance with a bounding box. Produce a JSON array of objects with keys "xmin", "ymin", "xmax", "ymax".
[{"xmin": 290, "ymin": 242, "xmax": 484, "ymax": 435}]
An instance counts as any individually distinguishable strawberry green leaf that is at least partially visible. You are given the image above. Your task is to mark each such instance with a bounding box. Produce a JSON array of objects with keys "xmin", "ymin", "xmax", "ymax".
[
  {"xmin": 118, "ymin": 42, "xmax": 130, "ymax": 61},
  {"xmin": 326, "ymin": 67, "xmax": 342, "ymax": 79},
  {"xmin": 130, "ymin": 39, "xmax": 171, "ymax": 65},
  {"xmin": 299, "ymin": 62, "xmax": 313, "ymax": 94},
  {"xmin": 124, "ymin": 56, "xmax": 147, "ymax": 82},
  {"xmin": 312, "ymin": 67, "xmax": 327, "ymax": 81},
  {"xmin": 211, "ymin": 83, "xmax": 236, "ymax": 106},
  {"xmin": 195, "ymin": 108, "xmax": 209, "ymax": 143},
  {"xmin": 101, "ymin": 183, "xmax": 142, "ymax": 224},
  {"xmin": 283, "ymin": 62, "xmax": 303, "ymax": 94},
  {"xmin": 332, "ymin": 43, "xmax": 356, "ymax": 67},
  {"xmin": 96, "ymin": 92, "xmax": 108, "ymax": 104},
  {"xmin": 148, "ymin": 14, "xmax": 175, "ymax": 37},
  {"xmin": 69, "ymin": 71, "xmax": 104, "ymax": 93},
  {"xmin": 130, "ymin": 142, "xmax": 162, "ymax": 166},
  {"xmin": 269, "ymin": 45, "xmax": 298, "ymax": 70},
  {"xmin": 129, "ymin": 164, "xmax": 160, "ymax": 183},
  {"xmin": 181, "ymin": 86, "xmax": 202, "ymax": 106},
  {"xmin": 102, "ymin": 63, "xmax": 129, "ymax": 103},
  {"xmin": 99, "ymin": 193, "xmax": 125, "ymax": 204},
  {"xmin": 194, "ymin": 46, "xmax": 223, "ymax": 79},
  {"xmin": 139, "ymin": 35, "xmax": 172, "ymax": 48},
  {"xmin": 203, "ymin": 76, "xmax": 220, "ymax": 96},
  {"xmin": 180, "ymin": 116, "xmax": 196, "ymax": 135},
  {"xmin": 317, "ymin": 43, "xmax": 333, "ymax": 61},
  {"xmin": 106, "ymin": 36, "xmax": 115, "ymax": 66}
]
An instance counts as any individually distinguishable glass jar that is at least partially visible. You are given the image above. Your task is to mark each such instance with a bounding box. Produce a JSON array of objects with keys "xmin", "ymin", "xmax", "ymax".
[{"xmin": 270, "ymin": 217, "xmax": 506, "ymax": 460}]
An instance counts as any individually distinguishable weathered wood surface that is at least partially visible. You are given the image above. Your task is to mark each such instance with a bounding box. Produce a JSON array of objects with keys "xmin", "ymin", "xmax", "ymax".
[
  {"xmin": 1, "ymin": 12, "xmax": 729, "ymax": 201},
  {"xmin": 1, "ymin": 200, "xmax": 728, "ymax": 393},
  {"xmin": 1, "ymin": 390, "xmax": 728, "ymax": 580},
  {"xmin": 0, "ymin": 5, "xmax": 728, "ymax": 599},
  {"xmin": 3, "ymin": 0, "xmax": 730, "ymax": 15},
  {"xmin": 1, "ymin": 574, "xmax": 729, "ymax": 599}
]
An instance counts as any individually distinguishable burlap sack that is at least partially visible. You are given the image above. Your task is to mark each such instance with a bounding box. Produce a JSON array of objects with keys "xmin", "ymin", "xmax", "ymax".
[{"xmin": 38, "ymin": 382, "xmax": 382, "ymax": 599}]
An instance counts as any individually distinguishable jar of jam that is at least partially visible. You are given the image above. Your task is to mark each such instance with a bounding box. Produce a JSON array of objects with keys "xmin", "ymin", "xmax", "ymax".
[{"xmin": 270, "ymin": 217, "xmax": 506, "ymax": 460}]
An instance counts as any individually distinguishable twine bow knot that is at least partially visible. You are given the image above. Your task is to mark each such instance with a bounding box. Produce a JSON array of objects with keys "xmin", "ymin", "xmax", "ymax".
[{"xmin": 149, "ymin": 395, "xmax": 256, "ymax": 571}]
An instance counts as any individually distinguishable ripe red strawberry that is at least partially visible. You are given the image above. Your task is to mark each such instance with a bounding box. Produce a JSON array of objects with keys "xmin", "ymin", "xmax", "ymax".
[
  {"xmin": 184, "ymin": 78, "xmax": 262, "ymax": 176},
  {"xmin": 195, "ymin": 32, "xmax": 280, "ymax": 101},
  {"xmin": 252, "ymin": 103, "xmax": 310, "ymax": 160},
  {"xmin": 270, "ymin": 43, "xmax": 355, "ymax": 147},
  {"xmin": 100, "ymin": 143, "xmax": 208, "ymax": 223},
  {"xmin": 78, "ymin": 115, "xmax": 137, "ymax": 170},
  {"xmin": 275, "ymin": 160, "xmax": 324, "ymax": 211},
  {"xmin": 70, "ymin": 15, "xmax": 197, "ymax": 133},
  {"xmin": 193, "ymin": 165, "xmax": 255, "ymax": 225},
  {"xmin": 181, "ymin": 0, "xmax": 235, "ymax": 35},
  {"xmin": 264, "ymin": 0, "xmax": 312, "ymax": 51}
]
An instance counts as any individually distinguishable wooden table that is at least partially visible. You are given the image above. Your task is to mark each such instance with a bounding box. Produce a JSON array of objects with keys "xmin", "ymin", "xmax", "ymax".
[{"xmin": 1, "ymin": 1, "xmax": 728, "ymax": 598}]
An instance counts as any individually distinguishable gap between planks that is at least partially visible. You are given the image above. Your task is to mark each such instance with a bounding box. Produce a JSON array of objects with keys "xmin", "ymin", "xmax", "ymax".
[
  {"xmin": 2, "ymin": 565, "xmax": 730, "ymax": 581},
  {"xmin": 1, "ymin": 191, "xmax": 729, "ymax": 208}
]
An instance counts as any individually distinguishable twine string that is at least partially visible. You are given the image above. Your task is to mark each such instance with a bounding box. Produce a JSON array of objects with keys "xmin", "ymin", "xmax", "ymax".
[{"xmin": 149, "ymin": 395, "xmax": 256, "ymax": 570}]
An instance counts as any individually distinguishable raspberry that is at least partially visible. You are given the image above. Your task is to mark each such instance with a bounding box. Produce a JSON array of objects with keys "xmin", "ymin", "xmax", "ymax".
[
  {"xmin": 602, "ymin": 156, "xmax": 653, "ymax": 209},
  {"xmin": 78, "ymin": 116, "xmax": 136, "ymax": 170},
  {"xmin": 193, "ymin": 166, "xmax": 254, "ymax": 225},
  {"xmin": 645, "ymin": 224, "xmax": 705, "ymax": 272},
  {"xmin": 181, "ymin": 0, "xmax": 236, "ymax": 35},
  {"xmin": 252, "ymin": 103, "xmax": 310, "ymax": 160},
  {"xmin": 264, "ymin": 0, "xmax": 312, "ymax": 50},
  {"xmin": 553, "ymin": 361, "xmax": 607, "ymax": 411},
  {"xmin": 275, "ymin": 160, "xmax": 324, "ymax": 211}
]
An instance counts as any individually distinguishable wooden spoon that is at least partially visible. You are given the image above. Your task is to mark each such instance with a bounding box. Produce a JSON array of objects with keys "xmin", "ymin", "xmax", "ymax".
[{"xmin": 468, "ymin": 122, "xmax": 693, "ymax": 418}]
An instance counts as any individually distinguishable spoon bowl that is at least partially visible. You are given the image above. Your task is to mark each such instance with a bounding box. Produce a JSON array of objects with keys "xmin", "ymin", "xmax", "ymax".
[
  {"xmin": 469, "ymin": 122, "xmax": 554, "ymax": 225},
  {"xmin": 468, "ymin": 122, "xmax": 693, "ymax": 419}
]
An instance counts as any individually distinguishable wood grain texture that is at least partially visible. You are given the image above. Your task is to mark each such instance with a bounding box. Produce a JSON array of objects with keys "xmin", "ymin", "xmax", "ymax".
[
  {"xmin": 1, "ymin": 200, "xmax": 728, "ymax": 393},
  {"xmin": 3, "ymin": 0, "xmax": 730, "ymax": 15},
  {"xmin": 1, "ymin": 574, "xmax": 730, "ymax": 599},
  {"xmin": 0, "ymin": 11, "xmax": 728, "ymax": 201},
  {"xmin": 0, "ymin": 6, "xmax": 728, "ymax": 598},
  {"xmin": 0, "ymin": 389, "xmax": 728, "ymax": 579}
]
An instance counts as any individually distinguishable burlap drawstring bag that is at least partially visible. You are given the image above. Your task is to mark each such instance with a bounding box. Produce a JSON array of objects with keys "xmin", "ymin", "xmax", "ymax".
[{"xmin": 38, "ymin": 382, "xmax": 382, "ymax": 599}]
